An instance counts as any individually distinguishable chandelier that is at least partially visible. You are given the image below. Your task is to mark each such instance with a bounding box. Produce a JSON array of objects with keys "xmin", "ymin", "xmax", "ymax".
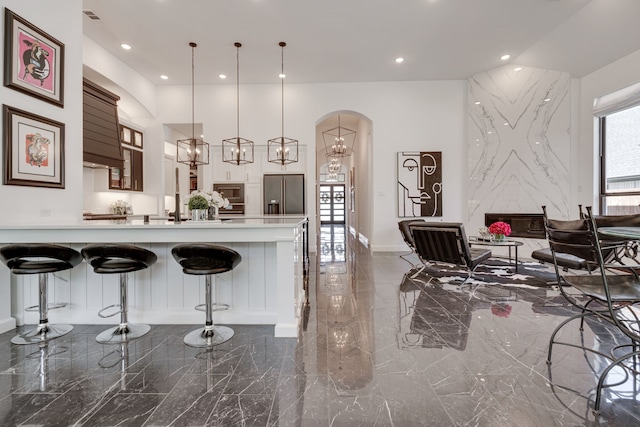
[
  {"xmin": 177, "ymin": 42, "xmax": 210, "ymax": 167},
  {"xmin": 268, "ymin": 42, "xmax": 298, "ymax": 165},
  {"xmin": 323, "ymin": 115, "xmax": 356, "ymax": 158},
  {"xmin": 223, "ymin": 42, "xmax": 254, "ymax": 166}
]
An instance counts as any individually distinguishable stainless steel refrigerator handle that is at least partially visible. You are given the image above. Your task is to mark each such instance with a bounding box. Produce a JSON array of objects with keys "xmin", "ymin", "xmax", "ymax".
[{"xmin": 282, "ymin": 178, "xmax": 286, "ymax": 214}]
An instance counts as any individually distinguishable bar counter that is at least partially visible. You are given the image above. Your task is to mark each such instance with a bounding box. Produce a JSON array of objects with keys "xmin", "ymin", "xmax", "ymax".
[{"xmin": 0, "ymin": 217, "xmax": 308, "ymax": 337}]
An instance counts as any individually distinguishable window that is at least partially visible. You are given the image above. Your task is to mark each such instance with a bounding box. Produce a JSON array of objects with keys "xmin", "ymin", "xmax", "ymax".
[{"xmin": 600, "ymin": 103, "xmax": 640, "ymax": 214}]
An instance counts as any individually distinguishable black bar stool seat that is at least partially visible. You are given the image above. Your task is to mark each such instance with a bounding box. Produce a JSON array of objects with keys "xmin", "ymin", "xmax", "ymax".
[
  {"xmin": 172, "ymin": 244, "xmax": 241, "ymax": 347},
  {"xmin": 0, "ymin": 244, "xmax": 82, "ymax": 345},
  {"xmin": 82, "ymin": 243, "xmax": 157, "ymax": 344}
]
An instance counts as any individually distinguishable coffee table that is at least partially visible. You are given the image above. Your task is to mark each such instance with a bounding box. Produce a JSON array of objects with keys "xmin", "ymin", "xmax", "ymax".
[{"xmin": 469, "ymin": 237, "xmax": 524, "ymax": 272}]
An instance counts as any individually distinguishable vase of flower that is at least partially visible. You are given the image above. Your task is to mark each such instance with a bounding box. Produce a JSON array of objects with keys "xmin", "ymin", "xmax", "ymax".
[
  {"xmin": 188, "ymin": 195, "xmax": 209, "ymax": 221},
  {"xmin": 488, "ymin": 221, "xmax": 512, "ymax": 242},
  {"xmin": 209, "ymin": 205, "xmax": 221, "ymax": 222}
]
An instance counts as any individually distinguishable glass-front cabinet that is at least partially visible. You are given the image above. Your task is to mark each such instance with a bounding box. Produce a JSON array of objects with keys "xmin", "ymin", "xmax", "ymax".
[{"xmin": 109, "ymin": 124, "xmax": 143, "ymax": 191}]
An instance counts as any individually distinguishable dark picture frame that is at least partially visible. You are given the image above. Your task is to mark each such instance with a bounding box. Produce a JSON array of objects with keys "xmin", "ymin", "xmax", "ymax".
[
  {"xmin": 3, "ymin": 8, "xmax": 65, "ymax": 107},
  {"xmin": 3, "ymin": 105, "xmax": 65, "ymax": 188}
]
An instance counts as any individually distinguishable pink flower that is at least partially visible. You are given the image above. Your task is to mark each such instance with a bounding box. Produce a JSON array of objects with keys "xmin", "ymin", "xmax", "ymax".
[{"xmin": 488, "ymin": 221, "xmax": 511, "ymax": 236}]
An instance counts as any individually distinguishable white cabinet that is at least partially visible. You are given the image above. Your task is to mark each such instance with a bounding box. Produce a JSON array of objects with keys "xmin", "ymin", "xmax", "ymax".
[
  {"xmin": 213, "ymin": 156, "xmax": 241, "ymax": 182},
  {"xmin": 245, "ymin": 183, "xmax": 261, "ymax": 216}
]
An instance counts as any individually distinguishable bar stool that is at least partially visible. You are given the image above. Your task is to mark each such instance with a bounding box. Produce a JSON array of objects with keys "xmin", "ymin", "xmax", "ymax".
[
  {"xmin": 171, "ymin": 243, "xmax": 241, "ymax": 347},
  {"xmin": 81, "ymin": 243, "xmax": 157, "ymax": 344},
  {"xmin": 0, "ymin": 244, "xmax": 82, "ymax": 345}
]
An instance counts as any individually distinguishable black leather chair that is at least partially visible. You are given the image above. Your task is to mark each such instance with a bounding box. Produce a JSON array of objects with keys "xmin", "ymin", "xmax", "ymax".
[
  {"xmin": 82, "ymin": 244, "xmax": 157, "ymax": 344},
  {"xmin": 409, "ymin": 222, "xmax": 492, "ymax": 285},
  {"xmin": 0, "ymin": 244, "xmax": 83, "ymax": 344},
  {"xmin": 543, "ymin": 205, "xmax": 640, "ymax": 416},
  {"xmin": 171, "ymin": 244, "xmax": 241, "ymax": 347}
]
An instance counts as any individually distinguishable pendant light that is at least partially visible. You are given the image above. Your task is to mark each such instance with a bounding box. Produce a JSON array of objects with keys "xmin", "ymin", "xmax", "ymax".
[
  {"xmin": 223, "ymin": 42, "xmax": 254, "ymax": 165},
  {"xmin": 268, "ymin": 42, "xmax": 298, "ymax": 165},
  {"xmin": 177, "ymin": 42, "xmax": 210, "ymax": 167},
  {"xmin": 323, "ymin": 114, "xmax": 356, "ymax": 158}
]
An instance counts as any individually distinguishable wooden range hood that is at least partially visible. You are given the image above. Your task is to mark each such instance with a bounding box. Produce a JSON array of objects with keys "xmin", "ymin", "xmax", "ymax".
[{"xmin": 83, "ymin": 78, "xmax": 124, "ymax": 169}]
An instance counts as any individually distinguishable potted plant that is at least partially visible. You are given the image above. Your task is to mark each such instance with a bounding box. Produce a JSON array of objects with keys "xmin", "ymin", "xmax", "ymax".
[{"xmin": 188, "ymin": 195, "xmax": 209, "ymax": 221}]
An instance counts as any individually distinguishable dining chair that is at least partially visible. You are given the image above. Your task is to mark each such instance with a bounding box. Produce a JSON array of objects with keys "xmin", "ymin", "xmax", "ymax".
[{"xmin": 543, "ymin": 205, "xmax": 640, "ymax": 417}]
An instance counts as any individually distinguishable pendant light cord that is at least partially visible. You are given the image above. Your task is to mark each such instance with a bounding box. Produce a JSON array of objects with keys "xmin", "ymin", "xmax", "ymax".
[
  {"xmin": 190, "ymin": 42, "xmax": 196, "ymax": 140},
  {"xmin": 280, "ymin": 42, "xmax": 285, "ymax": 139},
  {"xmin": 235, "ymin": 43, "xmax": 240, "ymax": 139}
]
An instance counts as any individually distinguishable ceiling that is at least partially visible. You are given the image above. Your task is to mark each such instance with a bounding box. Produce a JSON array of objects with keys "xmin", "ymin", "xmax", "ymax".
[{"xmin": 82, "ymin": 0, "xmax": 640, "ymax": 86}]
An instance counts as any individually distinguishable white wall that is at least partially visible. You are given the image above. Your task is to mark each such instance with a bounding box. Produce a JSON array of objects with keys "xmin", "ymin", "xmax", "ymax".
[
  {"xmin": 0, "ymin": 1, "xmax": 83, "ymax": 225},
  {"xmin": 578, "ymin": 49, "xmax": 640, "ymax": 213},
  {"xmin": 154, "ymin": 80, "xmax": 467, "ymax": 252}
]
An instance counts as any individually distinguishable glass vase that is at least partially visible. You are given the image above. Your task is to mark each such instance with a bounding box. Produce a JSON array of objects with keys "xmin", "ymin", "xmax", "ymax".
[{"xmin": 209, "ymin": 205, "xmax": 221, "ymax": 222}]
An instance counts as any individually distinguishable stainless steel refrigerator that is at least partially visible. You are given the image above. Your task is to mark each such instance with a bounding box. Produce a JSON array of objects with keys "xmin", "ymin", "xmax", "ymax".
[{"xmin": 263, "ymin": 174, "xmax": 305, "ymax": 215}]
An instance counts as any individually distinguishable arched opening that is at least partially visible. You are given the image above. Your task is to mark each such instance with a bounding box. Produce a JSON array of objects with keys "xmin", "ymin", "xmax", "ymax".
[{"xmin": 315, "ymin": 111, "xmax": 373, "ymax": 255}]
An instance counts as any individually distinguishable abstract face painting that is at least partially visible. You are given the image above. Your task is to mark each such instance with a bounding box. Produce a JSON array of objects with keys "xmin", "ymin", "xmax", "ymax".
[{"xmin": 397, "ymin": 151, "xmax": 442, "ymax": 217}]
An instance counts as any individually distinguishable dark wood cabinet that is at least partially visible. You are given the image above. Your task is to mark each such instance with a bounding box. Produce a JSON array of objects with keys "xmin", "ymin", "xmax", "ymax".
[{"xmin": 109, "ymin": 124, "xmax": 143, "ymax": 191}]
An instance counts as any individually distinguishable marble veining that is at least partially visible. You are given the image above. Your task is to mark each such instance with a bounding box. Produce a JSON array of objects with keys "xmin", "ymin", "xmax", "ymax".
[
  {"xmin": 467, "ymin": 65, "xmax": 572, "ymax": 242},
  {"xmin": 0, "ymin": 229, "xmax": 638, "ymax": 426}
]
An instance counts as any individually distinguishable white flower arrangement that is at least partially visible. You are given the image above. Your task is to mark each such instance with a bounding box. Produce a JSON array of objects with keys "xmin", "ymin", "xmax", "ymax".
[
  {"xmin": 110, "ymin": 199, "xmax": 130, "ymax": 215},
  {"xmin": 187, "ymin": 190, "xmax": 230, "ymax": 209}
]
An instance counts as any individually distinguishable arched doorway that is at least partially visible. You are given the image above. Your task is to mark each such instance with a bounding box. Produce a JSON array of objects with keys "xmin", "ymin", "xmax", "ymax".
[{"xmin": 315, "ymin": 111, "xmax": 372, "ymax": 254}]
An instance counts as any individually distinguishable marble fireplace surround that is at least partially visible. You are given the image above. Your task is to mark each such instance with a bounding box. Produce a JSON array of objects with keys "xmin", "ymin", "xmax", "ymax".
[{"xmin": 467, "ymin": 66, "xmax": 571, "ymax": 237}]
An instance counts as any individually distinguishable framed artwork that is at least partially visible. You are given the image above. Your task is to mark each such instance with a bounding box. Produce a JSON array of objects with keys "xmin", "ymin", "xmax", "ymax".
[
  {"xmin": 3, "ymin": 105, "xmax": 65, "ymax": 188},
  {"xmin": 3, "ymin": 8, "xmax": 65, "ymax": 107},
  {"xmin": 397, "ymin": 151, "xmax": 442, "ymax": 217}
]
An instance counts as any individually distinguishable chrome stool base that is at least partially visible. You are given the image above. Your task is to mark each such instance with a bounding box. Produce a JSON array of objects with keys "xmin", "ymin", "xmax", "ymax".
[
  {"xmin": 96, "ymin": 323, "xmax": 151, "ymax": 344},
  {"xmin": 11, "ymin": 323, "xmax": 73, "ymax": 345},
  {"xmin": 184, "ymin": 325, "xmax": 234, "ymax": 348}
]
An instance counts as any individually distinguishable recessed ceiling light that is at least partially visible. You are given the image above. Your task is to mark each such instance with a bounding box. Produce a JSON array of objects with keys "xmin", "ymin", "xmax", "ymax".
[
  {"xmin": 500, "ymin": 54, "xmax": 510, "ymax": 61},
  {"xmin": 487, "ymin": 131, "xmax": 492, "ymax": 134},
  {"xmin": 279, "ymin": 73, "xmax": 286, "ymax": 79},
  {"xmin": 200, "ymin": 134, "xmax": 204, "ymax": 138},
  {"xmin": 121, "ymin": 43, "xmax": 132, "ymax": 50},
  {"xmin": 504, "ymin": 122, "xmax": 509, "ymax": 126},
  {"xmin": 475, "ymin": 101, "xmax": 481, "ymax": 105},
  {"xmin": 395, "ymin": 57, "xmax": 404, "ymax": 64},
  {"xmin": 160, "ymin": 75, "xmax": 168, "ymax": 80},
  {"xmin": 544, "ymin": 98, "xmax": 551, "ymax": 102},
  {"xmin": 514, "ymin": 67, "xmax": 522, "ymax": 72},
  {"xmin": 219, "ymin": 74, "xmax": 227, "ymax": 79}
]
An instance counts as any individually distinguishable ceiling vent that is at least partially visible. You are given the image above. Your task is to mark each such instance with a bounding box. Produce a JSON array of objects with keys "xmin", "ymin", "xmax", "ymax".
[{"xmin": 82, "ymin": 10, "xmax": 101, "ymax": 20}]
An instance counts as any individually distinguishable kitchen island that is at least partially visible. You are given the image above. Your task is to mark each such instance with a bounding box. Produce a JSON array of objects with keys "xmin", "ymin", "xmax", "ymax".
[{"xmin": 0, "ymin": 217, "xmax": 307, "ymax": 337}]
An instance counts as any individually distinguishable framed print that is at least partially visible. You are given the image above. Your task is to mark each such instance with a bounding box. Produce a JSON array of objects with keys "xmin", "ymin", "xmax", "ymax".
[
  {"xmin": 3, "ymin": 8, "xmax": 65, "ymax": 107},
  {"xmin": 3, "ymin": 105, "xmax": 65, "ymax": 188},
  {"xmin": 397, "ymin": 151, "xmax": 442, "ymax": 217}
]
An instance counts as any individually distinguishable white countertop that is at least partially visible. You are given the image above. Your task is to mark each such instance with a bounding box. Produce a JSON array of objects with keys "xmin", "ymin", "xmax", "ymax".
[{"xmin": 0, "ymin": 216, "xmax": 308, "ymax": 244}]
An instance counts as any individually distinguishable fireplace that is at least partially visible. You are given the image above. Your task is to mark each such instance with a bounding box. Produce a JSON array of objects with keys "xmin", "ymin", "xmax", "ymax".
[{"xmin": 484, "ymin": 213, "xmax": 545, "ymax": 239}]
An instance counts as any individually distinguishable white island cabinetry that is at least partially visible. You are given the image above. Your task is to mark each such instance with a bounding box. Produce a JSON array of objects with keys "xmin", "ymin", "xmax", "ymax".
[{"xmin": 0, "ymin": 217, "xmax": 307, "ymax": 338}]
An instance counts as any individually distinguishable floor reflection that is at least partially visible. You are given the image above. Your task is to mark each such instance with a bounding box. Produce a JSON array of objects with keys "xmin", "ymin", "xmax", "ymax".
[
  {"xmin": 319, "ymin": 224, "xmax": 346, "ymax": 263},
  {"xmin": 1, "ymin": 232, "xmax": 640, "ymax": 425},
  {"xmin": 316, "ymin": 224, "xmax": 373, "ymax": 391}
]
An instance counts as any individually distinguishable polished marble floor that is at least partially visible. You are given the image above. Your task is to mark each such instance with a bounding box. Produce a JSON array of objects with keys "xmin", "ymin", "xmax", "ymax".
[{"xmin": 1, "ymin": 227, "xmax": 640, "ymax": 426}]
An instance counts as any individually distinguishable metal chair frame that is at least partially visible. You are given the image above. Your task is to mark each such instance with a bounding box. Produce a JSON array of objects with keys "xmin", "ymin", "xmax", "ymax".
[
  {"xmin": 543, "ymin": 205, "xmax": 640, "ymax": 417},
  {"xmin": 409, "ymin": 222, "xmax": 492, "ymax": 285}
]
